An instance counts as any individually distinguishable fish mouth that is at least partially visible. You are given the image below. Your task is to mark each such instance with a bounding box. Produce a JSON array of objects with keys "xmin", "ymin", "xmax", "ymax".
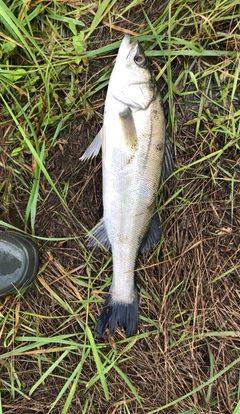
[
  {"xmin": 120, "ymin": 35, "xmax": 139, "ymax": 58},
  {"xmin": 121, "ymin": 34, "xmax": 138, "ymax": 47}
]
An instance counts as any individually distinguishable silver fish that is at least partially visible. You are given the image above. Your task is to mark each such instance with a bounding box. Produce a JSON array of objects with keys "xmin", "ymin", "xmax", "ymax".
[{"xmin": 80, "ymin": 35, "xmax": 173, "ymax": 338}]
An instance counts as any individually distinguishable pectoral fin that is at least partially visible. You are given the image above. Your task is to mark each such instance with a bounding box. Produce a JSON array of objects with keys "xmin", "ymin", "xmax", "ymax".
[
  {"xmin": 119, "ymin": 107, "xmax": 138, "ymax": 151},
  {"xmin": 80, "ymin": 127, "xmax": 103, "ymax": 161}
]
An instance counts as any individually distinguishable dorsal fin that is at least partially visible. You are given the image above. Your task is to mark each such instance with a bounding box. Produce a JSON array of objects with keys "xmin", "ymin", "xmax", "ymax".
[
  {"xmin": 161, "ymin": 133, "xmax": 174, "ymax": 183},
  {"xmin": 140, "ymin": 212, "xmax": 162, "ymax": 253}
]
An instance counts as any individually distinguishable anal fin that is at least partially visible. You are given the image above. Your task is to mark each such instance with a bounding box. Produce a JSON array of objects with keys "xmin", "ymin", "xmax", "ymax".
[{"xmin": 86, "ymin": 218, "xmax": 111, "ymax": 250}]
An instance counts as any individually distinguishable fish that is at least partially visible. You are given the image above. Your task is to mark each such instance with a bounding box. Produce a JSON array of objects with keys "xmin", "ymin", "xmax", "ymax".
[{"xmin": 80, "ymin": 35, "xmax": 173, "ymax": 338}]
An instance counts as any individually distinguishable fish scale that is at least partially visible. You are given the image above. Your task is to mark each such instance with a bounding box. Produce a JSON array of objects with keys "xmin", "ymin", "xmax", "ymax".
[{"xmin": 80, "ymin": 35, "xmax": 173, "ymax": 338}]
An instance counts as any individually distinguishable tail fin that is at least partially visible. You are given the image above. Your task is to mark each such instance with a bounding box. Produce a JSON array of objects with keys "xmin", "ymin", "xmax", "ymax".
[{"xmin": 94, "ymin": 287, "xmax": 138, "ymax": 338}]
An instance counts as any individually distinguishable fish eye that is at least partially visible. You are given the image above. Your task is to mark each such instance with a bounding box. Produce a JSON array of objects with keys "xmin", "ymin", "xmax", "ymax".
[{"xmin": 134, "ymin": 53, "xmax": 146, "ymax": 65}]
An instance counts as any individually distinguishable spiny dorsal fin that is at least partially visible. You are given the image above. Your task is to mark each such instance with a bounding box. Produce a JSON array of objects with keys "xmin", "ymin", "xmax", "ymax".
[{"xmin": 161, "ymin": 133, "xmax": 174, "ymax": 183}]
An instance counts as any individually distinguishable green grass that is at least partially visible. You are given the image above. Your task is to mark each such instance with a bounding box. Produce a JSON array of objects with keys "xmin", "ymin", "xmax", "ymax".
[{"xmin": 0, "ymin": 0, "xmax": 240, "ymax": 412}]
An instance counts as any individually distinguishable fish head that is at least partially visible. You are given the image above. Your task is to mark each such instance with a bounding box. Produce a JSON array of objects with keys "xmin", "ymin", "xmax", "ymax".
[{"xmin": 109, "ymin": 35, "xmax": 156, "ymax": 110}]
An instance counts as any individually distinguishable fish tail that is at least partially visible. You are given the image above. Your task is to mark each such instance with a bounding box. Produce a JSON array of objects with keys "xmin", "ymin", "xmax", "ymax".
[{"xmin": 94, "ymin": 286, "xmax": 138, "ymax": 338}]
